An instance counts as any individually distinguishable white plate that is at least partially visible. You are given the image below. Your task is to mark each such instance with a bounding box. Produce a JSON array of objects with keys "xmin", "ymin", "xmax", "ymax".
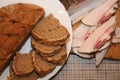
[{"xmin": 0, "ymin": 0, "xmax": 72, "ymax": 80}]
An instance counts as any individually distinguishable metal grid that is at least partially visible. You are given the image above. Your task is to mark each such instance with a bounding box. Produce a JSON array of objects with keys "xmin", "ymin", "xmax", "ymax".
[{"xmin": 52, "ymin": 54, "xmax": 120, "ymax": 80}]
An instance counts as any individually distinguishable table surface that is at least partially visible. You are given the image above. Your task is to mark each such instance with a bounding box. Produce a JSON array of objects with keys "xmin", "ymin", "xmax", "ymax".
[{"xmin": 52, "ymin": 53, "xmax": 120, "ymax": 80}]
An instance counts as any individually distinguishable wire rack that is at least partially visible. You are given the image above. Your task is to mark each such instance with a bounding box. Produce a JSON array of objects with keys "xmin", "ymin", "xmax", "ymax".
[{"xmin": 52, "ymin": 54, "xmax": 120, "ymax": 80}]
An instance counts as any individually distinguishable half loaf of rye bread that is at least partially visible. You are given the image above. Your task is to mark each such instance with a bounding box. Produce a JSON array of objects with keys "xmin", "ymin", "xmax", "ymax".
[
  {"xmin": 32, "ymin": 14, "xmax": 70, "ymax": 46},
  {"xmin": 0, "ymin": 3, "xmax": 45, "ymax": 74}
]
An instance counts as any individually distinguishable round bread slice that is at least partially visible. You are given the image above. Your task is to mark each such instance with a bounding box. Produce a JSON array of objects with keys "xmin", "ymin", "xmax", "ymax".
[
  {"xmin": 12, "ymin": 52, "xmax": 34, "ymax": 76},
  {"xmin": 7, "ymin": 71, "xmax": 39, "ymax": 80},
  {"xmin": 32, "ymin": 14, "xmax": 70, "ymax": 46},
  {"xmin": 32, "ymin": 50, "xmax": 56, "ymax": 77},
  {"xmin": 31, "ymin": 38, "xmax": 62, "ymax": 57},
  {"xmin": 47, "ymin": 45, "xmax": 67, "ymax": 65}
]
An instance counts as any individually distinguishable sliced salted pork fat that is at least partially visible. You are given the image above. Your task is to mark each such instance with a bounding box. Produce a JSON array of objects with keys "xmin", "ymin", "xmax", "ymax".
[
  {"xmin": 81, "ymin": 0, "xmax": 118, "ymax": 26},
  {"xmin": 112, "ymin": 6, "xmax": 120, "ymax": 43},
  {"xmin": 72, "ymin": 24, "xmax": 96, "ymax": 47},
  {"xmin": 73, "ymin": 48, "xmax": 94, "ymax": 58},
  {"xmin": 95, "ymin": 48, "xmax": 108, "ymax": 66},
  {"xmin": 98, "ymin": 40, "xmax": 111, "ymax": 51},
  {"xmin": 69, "ymin": 0, "xmax": 106, "ymax": 25},
  {"xmin": 112, "ymin": 27, "xmax": 120, "ymax": 43},
  {"xmin": 78, "ymin": 16, "xmax": 116, "ymax": 53},
  {"xmin": 112, "ymin": 38, "xmax": 120, "ymax": 43},
  {"xmin": 95, "ymin": 40, "xmax": 111, "ymax": 66}
]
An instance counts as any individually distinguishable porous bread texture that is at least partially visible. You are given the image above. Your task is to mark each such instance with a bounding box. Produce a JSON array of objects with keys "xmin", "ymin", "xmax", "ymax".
[{"xmin": 32, "ymin": 14, "xmax": 70, "ymax": 46}]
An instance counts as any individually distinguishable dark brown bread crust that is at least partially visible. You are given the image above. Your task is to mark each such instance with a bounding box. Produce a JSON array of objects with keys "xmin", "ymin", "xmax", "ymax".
[
  {"xmin": 0, "ymin": 3, "xmax": 45, "ymax": 26},
  {"xmin": 31, "ymin": 38, "xmax": 62, "ymax": 57},
  {"xmin": 32, "ymin": 14, "xmax": 70, "ymax": 46},
  {"xmin": 32, "ymin": 50, "xmax": 56, "ymax": 77},
  {"xmin": 0, "ymin": 3, "xmax": 45, "ymax": 74},
  {"xmin": 12, "ymin": 52, "xmax": 34, "ymax": 76}
]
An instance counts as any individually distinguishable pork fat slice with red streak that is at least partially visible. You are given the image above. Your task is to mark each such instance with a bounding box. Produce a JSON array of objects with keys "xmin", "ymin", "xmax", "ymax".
[
  {"xmin": 82, "ymin": 0, "xmax": 118, "ymax": 26},
  {"xmin": 99, "ymin": 40, "xmax": 111, "ymax": 51},
  {"xmin": 73, "ymin": 48, "xmax": 94, "ymax": 58},
  {"xmin": 78, "ymin": 16, "xmax": 116, "ymax": 53},
  {"xmin": 112, "ymin": 27, "xmax": 120, "ymax": 43},
  {"xmin": 95, "ymin": 40, "xmax": 111, "ymax": 66},
  {"xmin": 95, "ymin": 48, "xmax": 108, "ymax": 66},
  {"xmin": 70, "ymin": 0, "xmax": 106, "ymax": 25},
  {"xmin": 72, "ymin": 24, "xmax": 96, "ymax": 47}
]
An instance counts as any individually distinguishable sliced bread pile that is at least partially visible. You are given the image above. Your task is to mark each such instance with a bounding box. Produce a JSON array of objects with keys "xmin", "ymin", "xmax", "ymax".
[
  {"xmin": 8, "ymin": 51, "xmax": 56, "ymax": 80},
  {"xmin": 8, "ymin": 52, "xmax": 39, "ymax": 80},
  {"xmin": 8, "ymin": 14, "xmax": 70, "ymax": 79},
  {"xmin": 31, "ymin": 14, "xmax": 70, "ymax": 75}
]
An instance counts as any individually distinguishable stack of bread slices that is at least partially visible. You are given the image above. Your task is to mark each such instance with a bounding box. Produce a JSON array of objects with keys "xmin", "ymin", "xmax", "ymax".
[
  {"xmin": 8, "ymin": 14, "xmax": 70, "ymax": 80},
  {"xmin": 31, "ymin": 14, "xmax": 70, "ymax": 77}
]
